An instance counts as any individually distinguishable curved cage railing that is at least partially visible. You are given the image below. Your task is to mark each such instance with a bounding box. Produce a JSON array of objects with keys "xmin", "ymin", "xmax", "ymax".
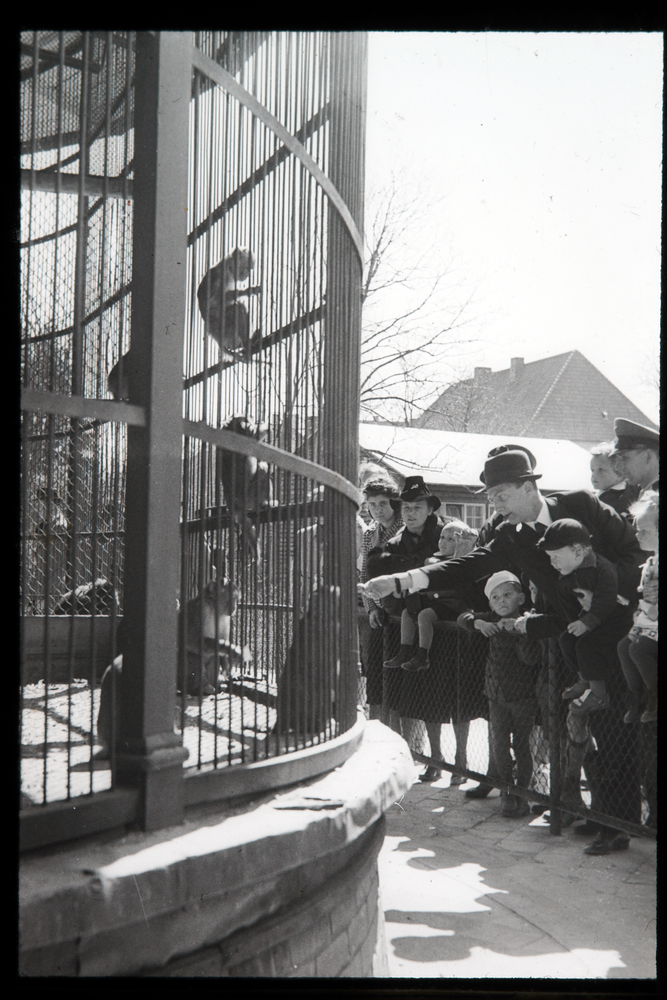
[{"xmin": 20, "ymin": 31, "xmax": 367, "ymax": 849}]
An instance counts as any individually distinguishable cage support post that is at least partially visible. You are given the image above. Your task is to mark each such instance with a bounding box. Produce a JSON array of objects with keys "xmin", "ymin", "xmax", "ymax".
[{"xmin": 116, "ymin": 32, "xmax": 191, "ymax": 830}]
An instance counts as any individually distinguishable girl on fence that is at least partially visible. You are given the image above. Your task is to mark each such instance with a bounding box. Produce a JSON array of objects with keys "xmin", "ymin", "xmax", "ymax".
[
  {"xmin": 383, "ymin": 520, "xmax": 479, "ymax": 672},
  {"xmin": 617, "ymin": 491, "xmax": 658, "ymax": 724}
]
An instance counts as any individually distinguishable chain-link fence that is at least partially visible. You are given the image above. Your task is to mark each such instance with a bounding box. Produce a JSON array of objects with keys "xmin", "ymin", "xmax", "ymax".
[{"xmin": 359, "ymin": 615, "xmax": 656, "ymax": 839}]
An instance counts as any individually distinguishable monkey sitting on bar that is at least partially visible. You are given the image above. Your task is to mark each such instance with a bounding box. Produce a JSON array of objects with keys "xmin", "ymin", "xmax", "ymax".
[
  {"xmin": 95, "ymin": 576, "xmax": 252, "ymax": 758},
  {"xmin": 197, "ymin": 247, "xmax": 261, "ymax": 363},
  {"xmin": 107, "ymin": 248, "xmax": 260, "ymax": 400},
  {"xmin": 218, "ymin": 415, "xmax": 273, "ymax": 560}
]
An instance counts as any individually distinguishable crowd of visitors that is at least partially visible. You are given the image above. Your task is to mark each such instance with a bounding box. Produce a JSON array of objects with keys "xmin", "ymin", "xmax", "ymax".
[{"xmin": 358, "ymin": 417, "xmax": 658, "ymax": 857}]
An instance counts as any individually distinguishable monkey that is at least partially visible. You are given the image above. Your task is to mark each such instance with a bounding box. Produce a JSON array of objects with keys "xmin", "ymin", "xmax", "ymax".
[
  {"xmin": 197, "ymin": 248, "xmax": 260, "ymax": 363},
  {"xmin": 107, "ymin": 350, "xmax": 138, "ymax": 402},
  {"xmin": 95, "ymin": 576, "xmax": 252, "ymax": 757},
  {"xmin": 53, "ymin": 578, "xmax": 118, "ymax": 616},
  {"xmin": 218, "ymin": 415, "xmax": 273, "ymax": 560},
  {"xmin": 181, "ymin": 576, "xmax": 252, "ymax": 696},
  {"xmin": 106, "ymin": 248, "xmax": 259, "ymax": 400}
]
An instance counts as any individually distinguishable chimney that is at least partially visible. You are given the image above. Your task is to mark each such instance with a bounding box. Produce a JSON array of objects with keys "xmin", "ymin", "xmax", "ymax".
[
  {"xmin": 509, "ymin": 357, "xmax": 524, "ymax": 381},
  {"xmin": 473, "ymin": 367, "xmax": 491, "ymax": 386}
]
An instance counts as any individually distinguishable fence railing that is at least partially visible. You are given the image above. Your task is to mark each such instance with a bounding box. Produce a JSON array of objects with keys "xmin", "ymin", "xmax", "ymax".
[{"xmin": 360, "ymin": 617, "xmax": 656, "ymax": 841}]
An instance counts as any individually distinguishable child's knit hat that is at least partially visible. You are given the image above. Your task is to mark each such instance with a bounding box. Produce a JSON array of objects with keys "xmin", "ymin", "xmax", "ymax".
[{"xmin": 484, "ymin": 570, "xmax": 521, "ymax": 598}]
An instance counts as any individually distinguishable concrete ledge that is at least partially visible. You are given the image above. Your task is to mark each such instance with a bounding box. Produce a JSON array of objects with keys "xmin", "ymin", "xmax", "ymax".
[{"xmin": 20, "ymin": 720, "xmax": 413, "ymax": 976}]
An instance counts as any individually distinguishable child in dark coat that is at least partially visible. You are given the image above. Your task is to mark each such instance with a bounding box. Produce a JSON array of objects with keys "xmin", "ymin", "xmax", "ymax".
[
  {"xmin": 384, "ymin": 520, "xmax": 480, "ymax": 672},
  {"xmin": 457, "ymin": 570, "xmax": 542, "ymax": 818},
  {"xmin": 537, "ymin": 518, "xmax": 623, "ymax": 714}
]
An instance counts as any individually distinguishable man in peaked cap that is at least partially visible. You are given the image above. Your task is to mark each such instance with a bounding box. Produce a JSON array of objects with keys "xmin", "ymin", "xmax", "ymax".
[
  {"xmin": 361, "ymin": 446, "xmax": 645, "ymax": 855},
  {"xmin": 609, "ymin": 418, "xmax": 659, "ymax": 495}
]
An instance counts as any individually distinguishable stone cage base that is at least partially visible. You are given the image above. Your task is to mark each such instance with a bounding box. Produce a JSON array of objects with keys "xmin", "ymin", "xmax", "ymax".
[
  {"xmin": 146, "ymin": 818, "xmax": 389, "ymax": 978},
  {"xmin": 20, "ymin": 720, "xmax": 411, "ymax": 977}
]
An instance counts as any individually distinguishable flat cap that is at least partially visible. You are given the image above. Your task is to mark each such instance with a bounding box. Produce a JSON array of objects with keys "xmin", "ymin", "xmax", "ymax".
[
  {"xmin": 609, "ymin": 418, "xmax": 659, "ymax": 456},
  {"xmin": 537, "ymin": 518, "xmax": 592, "ymax": 551}
]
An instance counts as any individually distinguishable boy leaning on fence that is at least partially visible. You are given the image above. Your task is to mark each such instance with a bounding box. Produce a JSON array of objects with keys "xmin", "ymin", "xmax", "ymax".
[
  {"xmin": 457, "ymin": 570, "xmax": 542, "ymax": 818},
  {"xmin": 535, "ymin": 518, "xmax": 622, "ymax": 715}
]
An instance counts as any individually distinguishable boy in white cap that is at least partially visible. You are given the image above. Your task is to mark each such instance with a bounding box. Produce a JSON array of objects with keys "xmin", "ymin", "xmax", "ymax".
[{"xmin": 457, "ymin": 571, "xmax": 541, "ymax": 818}]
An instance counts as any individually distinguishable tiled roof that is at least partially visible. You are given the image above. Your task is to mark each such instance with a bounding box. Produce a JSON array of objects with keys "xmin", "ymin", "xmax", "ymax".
[{"xmin": 415, "ymin": 350, "xmax": 657, "ymax": 444}]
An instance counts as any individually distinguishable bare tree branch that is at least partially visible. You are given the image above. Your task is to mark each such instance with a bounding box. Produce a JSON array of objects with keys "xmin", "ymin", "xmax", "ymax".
[{"xmin": 361, "ymin": 172, "xmax": 487, "ymax": 423}]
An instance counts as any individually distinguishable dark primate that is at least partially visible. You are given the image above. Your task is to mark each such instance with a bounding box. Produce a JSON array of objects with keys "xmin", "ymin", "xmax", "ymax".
[
  {"xmin": 96, "ymin": 577, "xmax": 251, "ymax": 757},
  {"xmin": 197, "ymin": 247, "xmax": 259, "ymax": 363},
  {"xmin": 107, "ymin": 350, "xmax": 137, "ymax": 402},
  {"xmin": 107, "ymin": 248, "xmax": 258, "ymax": 399},
  {"xmin": 181, "ymin": 576, "xmax": 251, "ymax": 696},
  {"xmin": 218, "ymin": 415, "xmax": 273, "ymax": 559}
]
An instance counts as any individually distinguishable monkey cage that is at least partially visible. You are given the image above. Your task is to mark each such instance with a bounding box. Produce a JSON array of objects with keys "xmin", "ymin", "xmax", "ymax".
[{"xmin": 20, "ymin": 31, "xmax": 367, "ymax": 849}]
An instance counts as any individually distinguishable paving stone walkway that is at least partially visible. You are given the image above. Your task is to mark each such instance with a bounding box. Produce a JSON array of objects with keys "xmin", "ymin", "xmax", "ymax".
[{"xmin": 378, "ymin": 768, "xmax": 656, "ymax": 980}]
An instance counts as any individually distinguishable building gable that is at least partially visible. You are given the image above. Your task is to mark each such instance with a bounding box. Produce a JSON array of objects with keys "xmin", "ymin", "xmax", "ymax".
[{"xmin": 416, "ymin": 350, "xmax": 657, "ymax": 447}]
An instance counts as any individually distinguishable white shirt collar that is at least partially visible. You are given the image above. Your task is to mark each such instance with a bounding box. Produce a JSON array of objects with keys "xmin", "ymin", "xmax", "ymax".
[
  {"xmin": 533, "ymin": 497, "xmax": 552, "ymax": 527},
  {"xmin": 517, "ymin": 495, "xmax": 551, "ymax": 531}
]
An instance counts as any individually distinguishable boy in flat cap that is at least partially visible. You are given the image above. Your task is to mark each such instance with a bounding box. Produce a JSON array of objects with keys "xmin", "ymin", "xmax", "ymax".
[
  {"xmin": 537, "ymin": 518, "xmax": 620, "ymax": 714},
  {"xmin": 457, "ymin": 571, "xmax": 541, "ymax": 818}
]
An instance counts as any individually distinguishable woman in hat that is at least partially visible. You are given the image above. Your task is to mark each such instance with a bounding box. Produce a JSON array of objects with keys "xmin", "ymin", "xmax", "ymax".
[
  {"xmin": 367, "ymin": 477, "xmax": 481, "ymax": 782},
  {"xmin": 358, "ymin": 477, "xmax": 404, "ymax": 720}
]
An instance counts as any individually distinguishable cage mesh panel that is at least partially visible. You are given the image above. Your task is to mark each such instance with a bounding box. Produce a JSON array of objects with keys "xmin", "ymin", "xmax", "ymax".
[
  {"xmin": 20, "ymin": 32, "xmax": 133, "ymax": 805},
  {"xmin": 177, "ymin": 32, "xmax": 360, "ymax": 771}
]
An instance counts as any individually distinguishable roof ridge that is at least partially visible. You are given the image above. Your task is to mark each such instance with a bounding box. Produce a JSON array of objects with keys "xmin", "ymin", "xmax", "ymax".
[{"xmin": 518, "ymin": 350, "xmax": 576, "ymax": 436}]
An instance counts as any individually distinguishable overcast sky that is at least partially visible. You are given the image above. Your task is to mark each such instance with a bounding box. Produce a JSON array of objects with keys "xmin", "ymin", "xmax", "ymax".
[{"xmin": 365, "ymin": 31, "xmax": 662, "ymax": 425}]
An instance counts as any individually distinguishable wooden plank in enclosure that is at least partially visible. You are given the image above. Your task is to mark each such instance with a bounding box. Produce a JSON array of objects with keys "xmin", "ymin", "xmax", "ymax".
[{"xmin": 21, "ymin": 616, "xmax": 122, "ymax": 684}]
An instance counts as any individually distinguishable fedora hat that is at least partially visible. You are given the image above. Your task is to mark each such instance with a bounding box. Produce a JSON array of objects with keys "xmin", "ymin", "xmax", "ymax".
[
  {"xmin": 486, "ymin": 443, "xmax": 537, "ymax": 469},
  {"xmin": 477, "ymin": 450, "xmax": 542, "ymax": 492},
  {"xmin": 399, "ymin": 476, "xmax": 441, "ymax": 510}
]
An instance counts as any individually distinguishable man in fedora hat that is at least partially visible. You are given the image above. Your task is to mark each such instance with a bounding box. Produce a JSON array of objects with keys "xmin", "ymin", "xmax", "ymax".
[
  {"xmin": 361, "ymin": 447, "xmax": 645, "ymax": 855},
  {"xmin": 609, "ymin": 418, "xmax": 659, "ymax": 496},
  {"xmin": 363, "ymin": 450, "xmax": 642, "ymax": 607}
]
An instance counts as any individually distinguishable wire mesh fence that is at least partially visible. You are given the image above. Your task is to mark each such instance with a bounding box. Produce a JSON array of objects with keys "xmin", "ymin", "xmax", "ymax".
[{"xmin": 360, "ymin": 616, "xmax": 656, "ymax": 839}]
